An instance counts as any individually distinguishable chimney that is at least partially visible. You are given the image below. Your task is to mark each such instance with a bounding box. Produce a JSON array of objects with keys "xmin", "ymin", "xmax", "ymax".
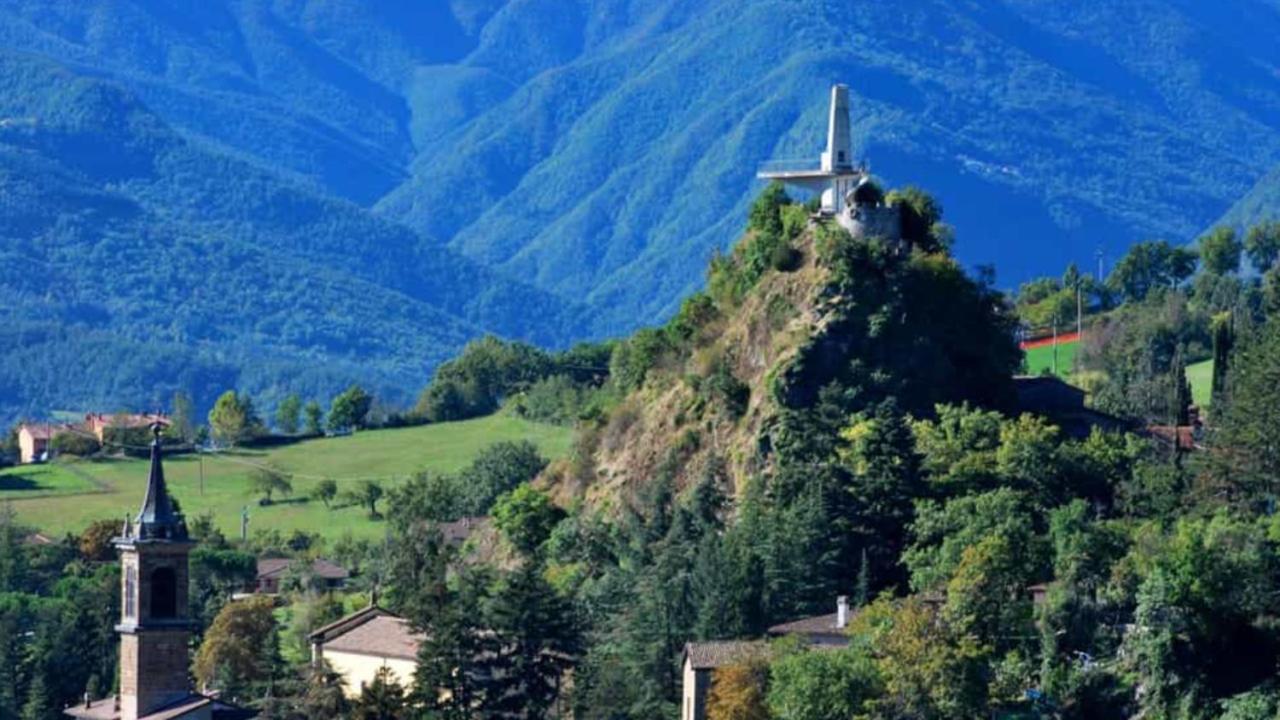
[{"xmin": 837, "ymin": 595, "xmax": 849, "ymax": 629}]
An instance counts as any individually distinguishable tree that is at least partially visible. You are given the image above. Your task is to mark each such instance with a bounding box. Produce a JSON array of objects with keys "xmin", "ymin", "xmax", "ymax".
[
  {"xmin": 351, "ymin": 666, "xmax": 407, "ymax": 720},
  {"xmin": 1213, "ymin": 319, "xmax": 1280, "ymax": 504},
  {"xmin": 275, "ymin": 394, "xmax": 302, "ymax": 435},
  {"xmin": 48, "ymin": 432, "xmax": 99, "ymax": 457},
  {"xmin": 298, "ymin": 659, "xmax": 349, "ymax": 718},
  {"xmin": 170, "ymin": 391, "xmax": 197, "ymax": 444},
  {"xmin": 457, "ymin": 440, "xmax": 549, "ymax": 515},
  {"xmin": 480, "ymin": 559, "xmax": 580, "ymax": 719},
  {"xmin": 78, "ymin": 519, "xmax": 121, "ymax": 562},
  {"xmin": 208, "ymin": 391, "xmax": 254, "ymax": 447},
  {"xmin": 328, "ymin": 385, "xmax": 373, "ymax": 431},
  {"xmin": 20, "ymin": 670, "xmax": 52, "ymax": 720},
  {"xmin": 303, "ymin": 401, "xmax": 325, "ymax": 436},
  {"xmin": 194, "ymin": 595, "xmax": 278, "ymax": 696},
  {"xmin": 768, "ymin": 646, "xmax": 881, "ymax": 720},
  {"xmin": 1107, "ymin": 240, "xmax": 1197, "ymax": 301},
  {"xmin": 249, "ymin": 466, "xmax": 292, "ymax": 505},
  {"xmin": 311, "ymin": 479, "xmax": 338, "ymax": 509},
  {"xmin": 1198, "ymin": 226, "xmax": 1242, "ymax": 276},
  {"xmin": 1245, "ymin": 221, "xmax": 1280, "ymax": 272},
  {"xmin": 1211, "ymin": 313, "xmax": 1234, "ymax": 403},
  {"xmin": 492, "ymin": 485, "xmax": 564, "ymax": 555},
  {"xmin": 706, "ymin": 658, "xmax": 770, "ymax": 720},
  {"xmin": 344, "ymin": 480, "xmax": 384, "ymax": 518}
]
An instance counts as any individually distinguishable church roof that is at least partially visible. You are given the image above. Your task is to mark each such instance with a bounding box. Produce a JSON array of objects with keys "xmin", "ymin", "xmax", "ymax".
[
  {"xmin": 125, "ymin": 424, "xmax": 188, "ymax": 542},
  {"xmin": 322, "ymin": 614, "xmax": 422, "ymax": 661},
  {"xmin": 63, "ymin": 694, "xmax": 256, "ymax": 720}
]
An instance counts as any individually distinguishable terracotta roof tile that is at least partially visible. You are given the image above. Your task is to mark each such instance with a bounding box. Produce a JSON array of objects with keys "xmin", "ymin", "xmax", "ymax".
[
  {"xmin": 323, "ymin": 615, "xmax": 422, "ymax": 661},
  {"xmin": 683, "ymin": 641, "xmax": 768, "ymax": 670}
]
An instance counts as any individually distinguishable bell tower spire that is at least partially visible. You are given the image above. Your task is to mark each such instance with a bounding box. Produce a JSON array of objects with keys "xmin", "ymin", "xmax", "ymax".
[{"xmin": 113, "ymin": 423, "xmax": 196, "ymax": 720}]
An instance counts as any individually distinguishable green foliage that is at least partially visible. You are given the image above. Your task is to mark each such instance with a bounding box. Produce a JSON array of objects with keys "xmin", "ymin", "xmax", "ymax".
[
  {"xmin": 1198, "ymin": 226, "xmax": 1243, "ymax": 276},
  {"xmin": 886, "ymin": 186, "xmax": 949, "ymax": 253},
  {"xmin": 328, "ymin": 385, "xmax": 373, "ymax": 431},
  {"xmin": 310, "ymin": 478, "xmax": 338, "ymax": 509},
  {"xmin": 48, "ymin": 432, "xmax": 99, "ymax": 457},
  {"xmin": 208, "ymin": 391, "xmax": 261, "ymax": 447},
  {"xmin": 416, "ymin": 337, "xmax": 611, "ymax": 423},
  {"xmin": 493, "ymin": 485, "xmax": 565, "ymax": 555},
  {"xmin": 768, "ymin": 646, "xmax": 881, "ymax": 720},
  {"xmin": 1106, "ymin": 240, "xmax": 1198, "ymax": 302},
  {"xmin": 302, "ymin": 401, "xmax": 325, "ymax": 436},
  {"xmin": 351, "ymin": 666, "xmax": 407, "ymax": 720},
  {"xmin": 1213, "ymin": 318, "xmax": 1280, "ymax": 505},
  {"xmin": 248, "ymin": 466, "xmax": 293, "ymax": 505},
  {"xmin": 275, "ymin": 394, "xmax": 302, "ymax": 435},
  {"xmin": 1245, "ymin": 221, "xmax": 1280, "ymax": 272}
]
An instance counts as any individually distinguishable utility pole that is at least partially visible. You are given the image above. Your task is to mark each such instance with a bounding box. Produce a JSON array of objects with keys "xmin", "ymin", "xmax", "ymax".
[
  {"xmin": 1052, "ymin": 314, "xmax": 1059, "ymax": 376},
  {"xmin": 240, "ymin": 506, "xmax": 249, "ymax": 542},
  {"xmin": 1077, "ymin": 275, "xmax": 1084, "ymax": 338}
]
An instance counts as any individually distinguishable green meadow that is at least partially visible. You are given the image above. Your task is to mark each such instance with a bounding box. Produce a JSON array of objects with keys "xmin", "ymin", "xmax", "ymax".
[
  {"xmin": 1187, "ymin": 358, "xmax": 1214, "ymax": 408},
  {"xmin": 1023, "ymin": 340, "xmax": 1078, "ymax": 378},
  {"xmin": 3, "ymin": 415, "xmax": 572, "ymax": 541}
]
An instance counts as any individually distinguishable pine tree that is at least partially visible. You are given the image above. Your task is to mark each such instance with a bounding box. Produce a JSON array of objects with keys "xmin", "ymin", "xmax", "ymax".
[
  {"xmin": 299, "ymin": 660, "xmax": 349, "ymax": 719},
  {"xmin": 351, "ymin": 667, "xmax": 407, "ymax": 720},
  {"xmin": 480, "ymin": 559, "xmax": 581, "ymax": 719},
  {"xmin": 19, "ymin": 670, "xmax": 51, "ymax": 720}
]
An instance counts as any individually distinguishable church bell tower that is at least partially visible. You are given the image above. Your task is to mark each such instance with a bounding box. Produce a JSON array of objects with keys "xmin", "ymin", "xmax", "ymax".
[{"xmin": 114, "ymin": 424, "xmax": 196, "ymax": 720}]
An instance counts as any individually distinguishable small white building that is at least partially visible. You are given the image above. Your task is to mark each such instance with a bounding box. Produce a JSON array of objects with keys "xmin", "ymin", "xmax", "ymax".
[{"xmin": 309, "ymin": 606, "xmax": 422, "ymax": 698}]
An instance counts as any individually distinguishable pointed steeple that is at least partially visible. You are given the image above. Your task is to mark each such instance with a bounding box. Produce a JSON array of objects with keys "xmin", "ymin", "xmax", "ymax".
[{"xmin": 131, "ymin": 423, "xmax": 188, "ymax": 542}]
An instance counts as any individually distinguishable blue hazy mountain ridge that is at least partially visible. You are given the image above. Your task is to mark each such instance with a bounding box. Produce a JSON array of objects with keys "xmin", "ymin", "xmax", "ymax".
[
  {"xmin": 380, "ymin": 0, "xmax": 1280, "ymax": 329},
  {"xmin": 1, "ymin": 0, "xmax": 1280, "ymax": 417},
  {"xmin": 0, "ymin": 49, "xmax": 577, "ymax": 421}
]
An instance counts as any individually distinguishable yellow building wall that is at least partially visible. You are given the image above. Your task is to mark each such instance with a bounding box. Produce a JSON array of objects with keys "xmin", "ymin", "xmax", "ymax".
[{"xmin": 322, "ymin": 649, "xmax": 417, "ymax": 698}]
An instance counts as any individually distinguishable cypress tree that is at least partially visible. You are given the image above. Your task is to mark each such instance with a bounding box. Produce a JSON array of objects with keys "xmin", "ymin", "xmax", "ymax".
[{"xmin": 1211, "ymin": 313, "xmax": 1234, "ymax": 403}]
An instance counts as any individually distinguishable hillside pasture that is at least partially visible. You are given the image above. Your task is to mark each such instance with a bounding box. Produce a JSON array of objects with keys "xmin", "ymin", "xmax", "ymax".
[
  {"xmin": 4, "ymin": 415, "xmax": 572, "ymax": 541},
  {"xmin": 0, "ymin": 463, "xmax": 99, "ymax": 500},
  {"xmin": 1023, "ymin": 339, "xmax": 1078, "ymax": 378}
]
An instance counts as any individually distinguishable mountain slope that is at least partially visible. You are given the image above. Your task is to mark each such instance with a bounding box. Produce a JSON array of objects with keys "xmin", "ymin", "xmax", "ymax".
[
  {"xmin": 379, "ymin": 0, "xmax": 1280, "ymax": 330},
  {"xmin": 0, "ymin": 50, "xmax": 577, "ymax": 421}
]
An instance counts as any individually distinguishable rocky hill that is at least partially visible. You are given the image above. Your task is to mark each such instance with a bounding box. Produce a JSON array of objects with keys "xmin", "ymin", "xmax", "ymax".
[{"xmin": 543, "ymin": 188, "xmax": 1021, "ymax": 510}]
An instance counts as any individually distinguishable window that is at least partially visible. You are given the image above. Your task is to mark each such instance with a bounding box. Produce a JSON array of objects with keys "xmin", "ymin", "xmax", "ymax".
[
  {"xmin": 124, "ymin": 566, "xmax": 137, "ymax": 619},
  {"xmin": 151, "ymin": 567, "xmax": 177, "ymax": 619}
]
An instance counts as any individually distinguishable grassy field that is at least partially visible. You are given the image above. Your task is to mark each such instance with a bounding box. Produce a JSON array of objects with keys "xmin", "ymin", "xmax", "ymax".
[
  {"xmin": 0, "ymin": 463, "xmax": 100, "ymax": 500},
  {"xmin": 1187, "ymin": 358, "xmax": 1214, "ymax": 407},
  {"xmin": 3, "ymin": 415, "xmax": 573, "ymax": 541},
  {"xmin": 1023, "ymin": 340, "xmax": 1078, "ymax": 377}
]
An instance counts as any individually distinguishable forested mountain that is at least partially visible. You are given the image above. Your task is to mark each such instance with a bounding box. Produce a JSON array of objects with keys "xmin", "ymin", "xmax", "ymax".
[
  {"xmin": 0, "ymin": 49, "xmax": 577, "ymax": 421},
  {"xmin": 2, "ymin": 0, "xmax": 1280, "ymax": 419}
]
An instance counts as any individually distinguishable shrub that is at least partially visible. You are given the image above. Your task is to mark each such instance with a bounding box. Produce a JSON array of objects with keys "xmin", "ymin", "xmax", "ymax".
[{"xmin": 50, "ymin": 431, "xmax": 100, "ymax": 457}]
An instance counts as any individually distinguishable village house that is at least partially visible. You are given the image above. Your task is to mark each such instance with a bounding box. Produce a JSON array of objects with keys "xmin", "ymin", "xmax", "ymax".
[
  {"xmin": 308, "ymin": 605, "xmax": 422, "ymax": 698},
  {"xmin": 17, "ymin": 412, "xmax": 168, "ymax": 464},
  {"xmin": 17, "ymin": 423, "xmax": 61, "ymax": 463},
  {"xmin": 255, "ymin": 557, "xmax": 349, "ymax": 594},
  {"xmin": 681, "ymin": 596, "xmax": 855, "ymax": 720},
  {"xmin": 83, "ymin": 412, "xmax": 169, "ymax": 443},
  {"xmin": 64, "ymin": 424, "xmax": 254, "ymax": 720}
]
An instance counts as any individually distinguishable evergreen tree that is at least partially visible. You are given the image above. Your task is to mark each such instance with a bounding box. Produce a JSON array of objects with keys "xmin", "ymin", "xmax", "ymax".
[
  {"xmin": 298, "ymin": 660, "xmax": 349, "ymax": 718},
  {"xmin": 480, "ymin": 559, "xmax": 581, "ymax": 719},
  {"xmin": 351, "ymin": 666, "xmax": 407, "ymax": 720},
  {"xmin": 274, "ymin": 394, "xmax": 302, "ymax": 435},
  {"xmin": 18, "ymin": 671, "xmax": 50, "ymax": 720},
  {"xmin": 1211, "ymin": 313, "xmax": 1234, "ymax": 403},
  {"xmin": 302, "ymin": 401, "xmax": 324, "ymax": 436}
]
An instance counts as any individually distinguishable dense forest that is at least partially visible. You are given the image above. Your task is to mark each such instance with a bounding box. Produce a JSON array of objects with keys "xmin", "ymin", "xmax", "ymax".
[{"xmin": 6, "ymin": 185, "xmax": 1280, "ymax": 719}]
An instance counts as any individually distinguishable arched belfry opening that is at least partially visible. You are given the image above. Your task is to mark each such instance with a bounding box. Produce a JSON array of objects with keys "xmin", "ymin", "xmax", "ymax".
[{"xmin": 150, "ymin": 567, "xmax": 177, "ymax": 619}]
